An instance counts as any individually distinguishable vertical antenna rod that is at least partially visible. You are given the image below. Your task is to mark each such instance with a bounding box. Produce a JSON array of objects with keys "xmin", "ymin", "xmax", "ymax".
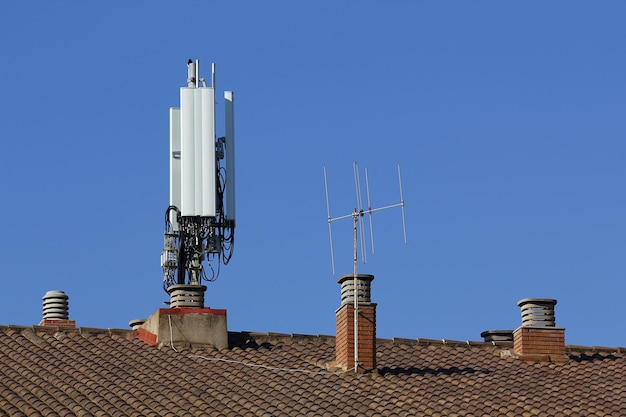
[
  {"xmin": 195, "ymin": 59, "xmax": 200, "ymax": 88},
  {"xmin": 365, "ymin": 167, "xmax": 375, "ymax": 254},
  {"xmin": 398, "ymin": 164, "xmax": 408, "ymax": 245},
  {"xmin": 352, "ymin": 208, "xmax": 359, "ymax": 372},
  {"xmin": 323, "ymin": 166, "xmax": 336, "ymax": 275}
]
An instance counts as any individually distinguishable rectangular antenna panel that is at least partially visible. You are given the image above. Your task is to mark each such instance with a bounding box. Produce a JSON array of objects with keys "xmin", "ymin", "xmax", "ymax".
[
  {"xmin": 180, "ymin": 88, "xmax": 196, "ymax": 216},
  {"xmin": 193, "ymin": 90, "xmax": 203, "ymax": 215},
  {"xmin": 179, "ymin": 87, "xmax": 217, "ymax": 217},
  {"xmin": 169, "ymin": 107, "xmax": 181, "ymax": 230},
  {"xmin": 200, "ymin": 87, "xmax": 216, "ymax": 217},
  {"xmin": 224, "ymin": 91, "xmax": 235, "ymax": 221}
]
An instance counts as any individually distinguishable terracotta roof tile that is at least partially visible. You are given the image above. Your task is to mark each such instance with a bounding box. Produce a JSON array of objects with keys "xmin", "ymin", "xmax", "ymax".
[{"xmin": 0, "ymin": 326, "xmax": 624, "ymax": 415}]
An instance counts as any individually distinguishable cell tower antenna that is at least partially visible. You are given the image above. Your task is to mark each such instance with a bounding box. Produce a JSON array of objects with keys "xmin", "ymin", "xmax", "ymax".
[
  {"xmin": 161, "ymin": 58, "xmax": 236, "ymax": 307},
  {"xmin": 324, "ymin": 162, "xmax": 407, "ymax": 371}
]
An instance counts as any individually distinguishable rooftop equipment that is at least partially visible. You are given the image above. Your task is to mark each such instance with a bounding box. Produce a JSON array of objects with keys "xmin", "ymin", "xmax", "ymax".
[
  {"xmin": 42, "ymin": 290, "xmax": 69, "ymax": 320},
  {"xmin": 161, "ymin": 59, "xmax": 236, "ymax": 299},
  {"xmin": 324, "ymin": 162, "xmax": 407, "ymax": 371}
]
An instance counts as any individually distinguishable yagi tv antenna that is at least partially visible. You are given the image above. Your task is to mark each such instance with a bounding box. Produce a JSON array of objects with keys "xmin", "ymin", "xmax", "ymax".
[
  {"xmin": 324, "ymin": 162, "xmax": 407, "ymax": 372},
  {"xmin": 323, "ymin": 162, "xmax": 407, "ymax": 275}
]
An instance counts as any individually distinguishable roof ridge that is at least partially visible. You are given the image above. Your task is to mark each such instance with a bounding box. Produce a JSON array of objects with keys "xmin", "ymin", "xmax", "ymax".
[
  {"xmin": 0, "ymin": 326, "xmax": 623, "ymax": 352},
  {"xmin": 3, "ymin": 325, "xmax": 134, "ymax": 339}
]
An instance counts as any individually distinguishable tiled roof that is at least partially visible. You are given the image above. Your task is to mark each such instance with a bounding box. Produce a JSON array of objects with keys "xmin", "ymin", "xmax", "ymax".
[{"xmin": 0, "ymin": 325, "xmax": 624, "ymax": 416}]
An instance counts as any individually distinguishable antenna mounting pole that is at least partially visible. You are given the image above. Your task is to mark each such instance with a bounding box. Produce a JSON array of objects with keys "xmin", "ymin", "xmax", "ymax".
[{"xmin": 352, "ymin": 207, "xmax": 359, "ymax": 372}]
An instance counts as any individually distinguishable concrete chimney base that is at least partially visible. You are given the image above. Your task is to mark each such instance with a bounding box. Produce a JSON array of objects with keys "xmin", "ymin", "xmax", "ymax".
[{"xmin": 137, "ymin": 308, "xmax": 227, "ymax": 349}]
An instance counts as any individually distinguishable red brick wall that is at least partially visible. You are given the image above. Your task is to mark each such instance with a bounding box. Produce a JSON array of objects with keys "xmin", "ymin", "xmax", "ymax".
[
  {"xmin": 513, "ymin": 327, "xmax": 567, "ymax": 362},
  {"xmin": 38, "ymin": 319, "xmax": 76, "ymax": 329},
  {"xmin": 336, "ymin": 303, "xmax": 376, "ymax": 370}
]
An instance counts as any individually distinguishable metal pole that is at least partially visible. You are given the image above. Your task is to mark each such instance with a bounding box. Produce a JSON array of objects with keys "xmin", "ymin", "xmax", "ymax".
[{"xmin": 353, "ymin": 209, "xmax": 359, "ymax": 372}]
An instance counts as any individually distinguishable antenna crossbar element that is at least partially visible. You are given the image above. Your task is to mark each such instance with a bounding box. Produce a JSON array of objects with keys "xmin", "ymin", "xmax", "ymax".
[
  {"xmin": 365, "ymin": 168, "xmax": 375, "ymax": 255},
  {"xmin": 323, "ymin": 166, "xmax": 336, "ymax": 275},
  {"xmin": 398, "ymin": 164, "xmax": 408, "ymax": 245},
  {"xmin": 368, "ymin": 202, "xmax": 403, "ymax": 213}
]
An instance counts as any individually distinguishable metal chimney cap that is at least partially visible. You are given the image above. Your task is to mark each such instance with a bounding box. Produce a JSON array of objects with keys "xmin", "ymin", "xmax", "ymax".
[
  {"xmin": 517, "ymin": 298, "xmax": 558, "ymax": 327},
  {"xmin": 167, "ymin": 284, "xmax": 207, "ymax": 308},
  {"xmin": 337, "ymin": 273, "xmax": 375, "ymax": 285},
  {"xmin": 517, "ymin": 298, "xmax": 557, "ymax": 307},
  {"xmin": 337, "ymin": 274, "xmax": 375, "ymax": 306},
  {"xmin": 480, "ymin": 330, "xmax": 514, "ymax": 342},
  {"xmin": 42, "ymin": 290, "xmax": 69, "ymax": 320},
  {"xmin": 43, "ymin": 290, "xmax": 69, "ymax": 300},
  {"xmin": 128, "ymin": 319, "xmax": 146, "ymax": 330}
]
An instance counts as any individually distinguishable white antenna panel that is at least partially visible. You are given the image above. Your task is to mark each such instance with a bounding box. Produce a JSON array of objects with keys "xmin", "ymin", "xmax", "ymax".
[
  {"xmin": 169, "ymin": 107, "xmax": 181, "ymax": 230},
  {"xmin": 200, "ymin": 87, "xmax": 216, "ymax": 217},
  {"xmin": 224, "ymin": 91, "xmax": 236, "ymax": 222},
  {"xmin": 194, "ymin": 91, "xmax": 202, "ymax": 215},
  {"xmin": 180, "ymin": 88, "xmax": 196, "ymax": 216},
  {"xmin": 179, "ymin": 87, "xmax": 217, "ymax": 217}
]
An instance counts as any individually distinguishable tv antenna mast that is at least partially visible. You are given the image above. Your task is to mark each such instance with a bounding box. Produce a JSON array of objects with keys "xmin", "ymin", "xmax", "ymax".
[{"xmin": 324, "ymin": 162, "xmax": 407, "ymax": 371}]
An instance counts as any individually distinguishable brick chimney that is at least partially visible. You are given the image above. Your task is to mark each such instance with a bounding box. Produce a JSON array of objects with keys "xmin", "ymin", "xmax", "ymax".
[
  {"xmin": 335, "ymin": 274, "xmax": 376, "ymax": 372},
  {"xmin": 513, "ymin": 298, "xmax": 567, "ymax": 363}
]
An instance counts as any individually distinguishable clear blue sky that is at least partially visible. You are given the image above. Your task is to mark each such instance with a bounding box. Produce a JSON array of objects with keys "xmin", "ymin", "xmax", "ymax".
[{"xmin": 1, "ymin": 2, "xmax": 624, "ymax": 347}]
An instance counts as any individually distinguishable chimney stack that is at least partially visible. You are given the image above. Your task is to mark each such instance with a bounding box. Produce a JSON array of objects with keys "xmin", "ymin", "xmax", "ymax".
[
  {"xmin": 39, "ymin": 290, "xmax": 76, "ymax": 328},
  {"xmin": 513, "ymin": 298, "xmax": 567, "ymax": 362},
  {"xmin": 335, "ymin": 274, "xmax": 376, "ymax": 372}
]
